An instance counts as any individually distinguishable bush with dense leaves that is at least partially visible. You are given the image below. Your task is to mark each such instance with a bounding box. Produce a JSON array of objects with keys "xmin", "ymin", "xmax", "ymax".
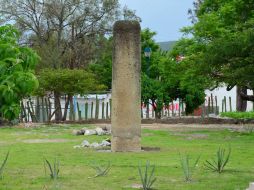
[{"xmin": 0, "ymin": 25, "xmax": 39, "ymax": 121}]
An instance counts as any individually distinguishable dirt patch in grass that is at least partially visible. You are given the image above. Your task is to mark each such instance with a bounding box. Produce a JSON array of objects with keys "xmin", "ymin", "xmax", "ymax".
[
  {"xmin": 21, "ymin": 139, "xmax": 76, "ymax": 143},
  {"xmin": 172, "ymin": 133, "xmax": 208, "ymax": 140}
]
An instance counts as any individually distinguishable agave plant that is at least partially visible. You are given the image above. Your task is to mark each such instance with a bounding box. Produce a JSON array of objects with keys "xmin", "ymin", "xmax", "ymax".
[
  {"xmin": 89, "ymin": 161, "xmax": 111, "ymax": 178},
  {"xmin": 0, "ymin": 151, "xmax": 9, "ymax": 179},
  {"xmin": 44, "ymin": 158, "xmax": 60, "ymax": 180},
  {"xmin": 138, "ymin": 161, "xmax": 156, "ymax": 190},
  {"xmin": 204, "ymin": 147, "xmax": 231, "ymax": 173},
  {"xmin": 179, "ymin": 153, "xmax": 200, "ymax": 182}
]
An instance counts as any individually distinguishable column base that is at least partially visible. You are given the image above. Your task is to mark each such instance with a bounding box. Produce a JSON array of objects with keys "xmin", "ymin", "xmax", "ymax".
[{"xmin": 111, "ymin": 136, "xmax": 141, "ymax": 152}]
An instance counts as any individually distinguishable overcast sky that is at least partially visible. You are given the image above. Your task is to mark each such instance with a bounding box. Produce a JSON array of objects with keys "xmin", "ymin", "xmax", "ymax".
[{"xmin": 119, "ymin": 0, "xmax": 194, "ymax": 42}]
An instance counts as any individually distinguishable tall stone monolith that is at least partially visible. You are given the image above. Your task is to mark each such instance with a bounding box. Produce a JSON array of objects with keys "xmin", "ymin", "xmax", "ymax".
[{"xmin": 111, "ymin": 20, "xmax": 141, "ymax": 152}]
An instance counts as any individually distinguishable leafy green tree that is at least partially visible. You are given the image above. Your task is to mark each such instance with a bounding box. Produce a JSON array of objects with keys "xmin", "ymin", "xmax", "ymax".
[
  {"xmin": 0, "ymin": 25, "xmax": 39, "ymax": 121},
  {"xmin": 184, "ymin": 0, "xmax": 254, "ymax": 111},
  {"xmin": 0, "ymin": 0, "xmax": 140, "ymax": 121},
  {"xmin": 36, "ymin": 69, "xmax": 106, "ymax": 121}
]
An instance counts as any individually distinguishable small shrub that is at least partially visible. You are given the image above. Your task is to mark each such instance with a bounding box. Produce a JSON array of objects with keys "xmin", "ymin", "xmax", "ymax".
[
  {"xmin": 89, "ymin": 161, "xmax": 111, "ymax": 178},
  {"xmin": 179, "ymin": 153, "xmax": 200, "ymax": 182},
  {"xmin": 138, "ymin": 161, "xmax": 156, "ymax": 190},
  {"xmin": 0, "ymin": 151, "xmax": 9, "ymax": 179},
  {"xmin": 44, "ymin": 158, "xmax": 60, "ymax": 180},
  {"xmin": 204, "ymin": 147, "xmax": 231, "ymax": 173}
]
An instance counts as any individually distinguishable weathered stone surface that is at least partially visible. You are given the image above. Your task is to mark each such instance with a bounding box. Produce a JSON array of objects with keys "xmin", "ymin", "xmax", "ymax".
[
  {"xmin": 95, "ymin": 127, "xmax": 105, "ymax": 136},
  {"xmin": 80, "ymin": 128, "xmax": 87, "ymax": 134},
  {"xmin": 100, "ymin": 140, "xmax": 111, "ymax": 147},
  {"xmin": 111, "ymin": 20, "xmax": 141, "ymax": 152},
  {"xmin": 84, "ymin": 129, "xmax": 97, "ymax": 136},
  {"xmin": 90, "ymin": 142, "xmax": 100, "ymax": 148},
  {"xmin": 81, "ymin": 140, "xmax": 90, "ymax": 147},
  {"xmin": 72, "ymin": 130, "xmax": 83, "ymax": 136},
  {"xmin": 247, "ymin": 182, "xmax": 254, "ymax": 190}
]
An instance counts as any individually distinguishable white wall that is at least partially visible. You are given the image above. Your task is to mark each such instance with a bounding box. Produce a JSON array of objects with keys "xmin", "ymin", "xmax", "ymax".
[{"xmin": 205, "ymin": 87, "xmax": 253, "ymax": 112}]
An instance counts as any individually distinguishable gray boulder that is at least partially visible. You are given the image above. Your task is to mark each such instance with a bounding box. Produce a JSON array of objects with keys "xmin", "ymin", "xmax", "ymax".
[
  {"xmin": 95, "ymin": 127, "xmax": 106, "ymax": 136},
  {"xmin": 90, "ymin": 142, "xmax": 100, "ymax": 148},
  {"xmin": 72, "ymin": 130, "xmax": 83, "ymax": 135},
  {"xmin": 84, "ymin": 129, "xmax": 97, "ymax": 136},
  {"xmin": 100, "ymin": 140, "xmax": 111, "ymax": 147},
  {"xmin": 81, "ymin": 140, "xmax": 90, "ymax": 147}
]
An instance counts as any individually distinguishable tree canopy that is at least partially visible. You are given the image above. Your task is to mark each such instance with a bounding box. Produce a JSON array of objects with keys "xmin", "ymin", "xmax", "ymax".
[
  {"xmin": 0, "ymin": 25, "xmax": 39, "ymax": 121},
  {"xmin": 183, "ymin": 0, "xmax": 254, "ymax": 110}
]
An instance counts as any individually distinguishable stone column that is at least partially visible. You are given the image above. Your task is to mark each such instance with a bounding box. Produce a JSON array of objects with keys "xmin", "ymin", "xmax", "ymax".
[
  {"xmin": 247, "ymin": 182, "xmax": 254, "ymax": 190},
  {"xmin": 111, "ymin": 20, "xmax": 141, "ymax": 152}
]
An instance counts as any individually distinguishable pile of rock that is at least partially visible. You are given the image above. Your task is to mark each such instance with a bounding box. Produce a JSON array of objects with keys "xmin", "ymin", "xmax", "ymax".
[
  {"xmin": 72, "ymin": 126, "xmax": 111, "ymax": 136},
  {"xmin": 73, "ymin": 139, "xmax": 111, "ymax": 149}
]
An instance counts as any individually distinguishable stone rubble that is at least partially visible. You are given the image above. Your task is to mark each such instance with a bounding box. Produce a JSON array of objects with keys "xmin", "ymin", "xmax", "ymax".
[
  {"xmin": 72, "ymin": 126, "xmax": 111, "ymax": 136},
  {"xmin": 73, "ymin": 139, "xmax": 111, "ymax": 149}
]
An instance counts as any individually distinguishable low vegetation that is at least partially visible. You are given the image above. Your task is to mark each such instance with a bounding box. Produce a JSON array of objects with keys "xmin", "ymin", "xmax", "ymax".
[
  {"xmin": 221, "ymin": 111, "xmax": 254, "ymax": 119},
  {"xmin": 44, "ymin": 158, "xmax": 60, "ymax": 180},
  {"xmin": 0, "ymin": 151, "xmax": 9, "ymax": 179},
  {"xmin": 138, "ymin": 161, "xmax": 156, "ymax": 190},
  {"xmin": 204, "ymin": 147, "xmax": 231, "ymax": 173},
  {"xmin": 179, "ymin": 154, "xmax": 200, "ymax": 182},
  {"xmin": 0, "ymin": 124, "xmax": 254, "ymax": 189}
]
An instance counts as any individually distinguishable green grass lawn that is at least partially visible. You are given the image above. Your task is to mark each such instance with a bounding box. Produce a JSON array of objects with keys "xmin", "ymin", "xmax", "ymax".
[{"xmin": 0, "ymin": 124, "xmax": 254, "ymax": 190}]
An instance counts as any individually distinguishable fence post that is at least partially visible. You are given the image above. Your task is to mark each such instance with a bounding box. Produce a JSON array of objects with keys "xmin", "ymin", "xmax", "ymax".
[
  {"xmin": 95, "ymin": 96, "xmax": 99, "ymax": 119},
  {"xmin": 27, "ymin": 100, "xmax": 37, "ymax": 122},
  {"xmin": 146, "ymin": 103, "xmax": 149, "ymax": 119},
  {"xmin": 21, "ymin": 101, "xmax": 27, "ymax": 122},
  {"xmin": 201, "ymin": 102, "xmax": 205, "ymax": 119},
  {"xmin": 91, "ymin": 102, "xmax": 94, "ymax": 119},
  {"xmin": 85, "ymin": 102, "xmax": 88, "ymax": 120},
  {"xmin": 77, "ymin": 102, "xmax": 81, "ymax": 121},
  {"xmin": 109, "ymin": 99, "xmax": 112, "ymax": 118},
  {"xmin": 222, "ymin": 99, "xmax": 224, "ymax": 113},
  {"xmin": 171, "ymin": 100, "xmax": 174, "ymax": 117},
  {"xmin": 106, "ymin": 102, "xmax": 109, "ymax": 119},
  {"xmin": 224, "ymin": 96, "xmax": 227, "ymax": 112},
  {"xmin": 208, "ymin": 97, "xmax": 211, "ymax": 114},
  {"xmin": 229, "ymin": 96, "xmax": 232, "ymax": 112},
  {"xmin": 215, "ymin": 96, "xmax": 218, "ymax": 115},
  {"xmin": 211, "ymin": 93, "xmax": 214, "ymax": 113},
  {"xmin": 48, "ymin": 98, "xmax": 52, "ymax": 122},
  {"xmin": 44, "ymin": 97, "xmax": 49, "ymax": 122},
  {"xmin": 178, "ymin": 99, "xmax": 180, "ymax": 117},
  {"xmin": 181, "ymin": 101, "xmax": 184, "ymax": 116},
  {"xmin": 42, "ymin": 97, "xmax": 46, "ymax": 122},
  {"xmin": 102, "ymin": 101, "xmax": 105, "ymax": 119},
  {"xmin": 35, "ymin": 97, "xmax": 40, "ymax": 122}
]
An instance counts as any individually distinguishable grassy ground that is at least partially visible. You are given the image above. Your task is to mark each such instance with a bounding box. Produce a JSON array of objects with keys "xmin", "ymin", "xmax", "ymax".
[
  {"xmin": 0, "ymin": 124, "xmax": 254, "ymax": 190},
  {"xmin": 221, "ymin": 111, "xmax": 254, "ymax": 119}
]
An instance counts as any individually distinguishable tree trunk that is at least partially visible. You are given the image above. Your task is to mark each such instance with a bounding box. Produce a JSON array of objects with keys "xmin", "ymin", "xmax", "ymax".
[
  {"xmin": 54, "ymin": 91, "xmax": 62, "ymax": 121},
  {"xmin": 69, "ymin": 95, "xmax": 75, "ymax": 121},
  {"xmin": 155, "ymin": 110, "xmax": 161, "ymax": 119},
  {"xmin": 62, "ymin": 94, "xmax": 71, "ymax": 121},
  {"xmin": 236, "ymin": 86, "xmax": 247, "ymax": 112}
]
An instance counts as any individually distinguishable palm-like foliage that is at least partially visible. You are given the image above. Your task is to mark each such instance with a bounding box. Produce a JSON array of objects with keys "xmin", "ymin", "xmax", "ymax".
[
  {"xmin": 138, "ymin": 161, "xmax": 156, "ymax": 190},
  {"xmin": 44, "ymin": 158, "xmax": 60, "ymax": 180},
  {"xmin": 89, "ymin": 161, "xmax": 111, "ymax": 178},
  {"xmin": 0, "ymin": 151, "xmax": 9, "ymax": 179},
  {"xmin": 180, "ymin": 154, "xmax": 200, "ymax": 182},
  {"xmin": 204, "ymin": 147, "xmax": 231, "ymax": 173}
]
